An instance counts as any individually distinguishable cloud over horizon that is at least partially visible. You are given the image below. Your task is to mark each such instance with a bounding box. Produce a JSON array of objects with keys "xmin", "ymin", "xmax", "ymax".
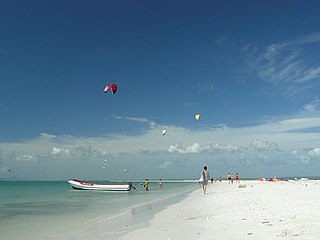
[{"xmin": 2, "ymin": 114, "xmax": 320, "ymax": 180}]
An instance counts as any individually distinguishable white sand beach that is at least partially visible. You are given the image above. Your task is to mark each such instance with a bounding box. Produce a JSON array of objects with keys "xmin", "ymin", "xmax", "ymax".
[{"xmin": 120, "ymin": 180, "xmax": 320, "ymax": 240}]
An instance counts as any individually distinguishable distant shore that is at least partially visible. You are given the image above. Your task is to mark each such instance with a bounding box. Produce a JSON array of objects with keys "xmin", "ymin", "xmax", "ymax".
[{"xmin": 120, "ymin": 179, "xmax": 320, "ymax": 240}]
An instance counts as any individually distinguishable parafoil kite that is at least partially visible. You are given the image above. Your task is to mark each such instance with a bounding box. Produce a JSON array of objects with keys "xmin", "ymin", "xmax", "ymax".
[
  {"xmin": 195, "ymin": 114, "xmax": 201, "ymax": 121},
  {"xmin": 162, "ymin": 129, "xmax": 167, "ymax": 136},
  {"xmin": 104, "ymin": 83, "xmax": 117, "ymax": 94}
]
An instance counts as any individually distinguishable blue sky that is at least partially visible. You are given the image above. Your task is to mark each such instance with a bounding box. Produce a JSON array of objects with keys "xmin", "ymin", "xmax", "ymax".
[{"xmin": 1, "ymin": 0, "xmax": 320, "ymax": 180}]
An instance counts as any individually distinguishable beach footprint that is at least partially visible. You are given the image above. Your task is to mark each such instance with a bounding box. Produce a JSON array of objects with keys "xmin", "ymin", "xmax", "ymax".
[
  {"xmin": 278, "ymin": 229, "xmax": 289, "ymax": 237},
  {"xmin": 262, "ymin": 220, "xmax": 273, "ymax": 227}
]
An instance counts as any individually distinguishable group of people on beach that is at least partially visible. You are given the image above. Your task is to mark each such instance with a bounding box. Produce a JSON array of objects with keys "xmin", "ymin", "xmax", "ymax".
[
  {"xmin": 143, "ymin": 167, "xmax": 240, "ymax": 193},
  {"xmin": 199, "ymin": 166, "xmax": 241, "ymax": 194},
  {"xmin": 227, "ymin": 172, "xmax": 240, "ymax": 184}
]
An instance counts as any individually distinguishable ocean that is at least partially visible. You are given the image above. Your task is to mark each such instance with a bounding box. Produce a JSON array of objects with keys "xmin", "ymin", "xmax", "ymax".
[{"xmin": 0, "ymin": 180, "xmax": 198, "ymax": 240}]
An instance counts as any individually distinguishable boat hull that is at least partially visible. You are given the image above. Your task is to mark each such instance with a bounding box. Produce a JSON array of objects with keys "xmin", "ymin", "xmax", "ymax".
[{"xmin": 67, "ymin": 179, "xmax": 132, "ymax": 191}]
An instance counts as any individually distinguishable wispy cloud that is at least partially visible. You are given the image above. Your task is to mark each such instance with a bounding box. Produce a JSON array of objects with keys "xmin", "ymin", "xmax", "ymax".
[
  {"xmin": 198, "ymin": 80, "xmax": 215, "ymax": 93},
  {"xmin": 281, "ymin": 32, "xmax": 320, "ymax": 47},
  {"xmin": 244, "ymin": 32, "xmax": 320, "ymax": 96},
  {"xmin": 303, "ymin": 98, "xmax": 320, "ymax": 111},
  {"xmin": 113, "ymin": 115, "xmax": 157, "ymax": 128},
  {"xmin": 215, "ymin": 33, "xmax": 229, "ymax": 47}
]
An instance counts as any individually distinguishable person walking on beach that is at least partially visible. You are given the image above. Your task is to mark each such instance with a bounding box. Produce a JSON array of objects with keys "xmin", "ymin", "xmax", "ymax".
[
  {"xmin": 227, "ymin": 173, "xmax": 231, "ymax": 184},
  {"xmin": 144, "ymin": 178, "xmax": 149, "ymax": 191},
  {"xmin": 159, "ymin": 179, "xmax": 163, "ymax": 188},
  {"xmin": 200, "ymin": 166, "xmax": 210, "ymax": 194}
]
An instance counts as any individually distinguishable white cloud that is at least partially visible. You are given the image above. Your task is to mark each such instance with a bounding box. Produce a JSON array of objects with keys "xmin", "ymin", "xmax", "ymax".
[
  {"xmin": 250, "ymin": 139, "xmax": 279, "ymax": 152},
  {"xmin": 168, "ymin": 143, "xmax": 201, "ymax": 154},
  {"xmin": 185, "ymin": 143, "xmax": 202, "ymax": 153},
  {"xmin": 3, "ymin": 115, "xmax": 320, "ymax": 179},
  {"xmin": 211, "ymin": 143, "xmax": 240, "ymax": 153},
  {"xmin": 168, "ymin": 143, "xmax": 240, "ymax": 154},
  {"xmin": 16, "ymin": 154, "xmax": 37, "ymax": 162},
  {"xmin": 50, "ymin": 147, "xmax": 70, "ymax": 155},
  {"xmin": 308, "ymin": 147, "xmax": 320, "ymax": 157}
]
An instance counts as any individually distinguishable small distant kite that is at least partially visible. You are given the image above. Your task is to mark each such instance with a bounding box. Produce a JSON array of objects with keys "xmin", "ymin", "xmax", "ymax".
[
  {"xmin": 104, "ymin": 83, "xmax": 117, "ymax": 94},
  {"xmin": 123, "ymin": 169, "xmax": 127, "ymax": 173},
  {"xmin": 162, "ymin": 129, "xmax": 167, "ymax": 136},
  {"xmin": 195, "ymin": 114, "xmax": 201, "ymax": 121}
]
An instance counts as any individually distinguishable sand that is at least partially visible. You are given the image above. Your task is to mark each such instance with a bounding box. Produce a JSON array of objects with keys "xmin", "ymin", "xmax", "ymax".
[{"xmin": 119, "ymin": 180, "xmax": 320, "ymax": 240}]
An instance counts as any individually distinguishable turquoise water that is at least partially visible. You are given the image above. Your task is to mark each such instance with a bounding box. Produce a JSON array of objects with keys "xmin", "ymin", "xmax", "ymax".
[{"xmin": 0, "ymin": 180, "xmax": 198, "ymax": 240}]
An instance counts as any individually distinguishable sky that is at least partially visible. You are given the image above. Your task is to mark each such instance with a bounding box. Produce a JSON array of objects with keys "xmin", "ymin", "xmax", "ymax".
[{"xmin": 1, "ymin": 0, "xmax": 320, "ymax": 180}]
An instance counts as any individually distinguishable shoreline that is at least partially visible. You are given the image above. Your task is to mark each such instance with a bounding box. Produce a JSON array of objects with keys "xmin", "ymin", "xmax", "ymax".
[
  {"xmin": 105, "ymin": 187, "xmax": 197, "ymax": 240},
  {"xmin": 119, "ymin": 180, "xmax": 320, "ymax": 240},
  {"xmin": 62, "ymin": 183, "xmax": 197, "ymax": 240},
  {"xmin": 2, "ymin": 176, "xmax": 320, "ymax": 182}
]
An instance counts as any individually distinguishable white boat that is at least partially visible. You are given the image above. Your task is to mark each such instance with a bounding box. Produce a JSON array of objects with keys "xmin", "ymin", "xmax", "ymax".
[
  {"xmin": 68, "ymin": 179, "xmax": 132, "ymax": 191},
  {"xmin": 299, "ymin": 177, "xmax": 310, "ymax": 181}
]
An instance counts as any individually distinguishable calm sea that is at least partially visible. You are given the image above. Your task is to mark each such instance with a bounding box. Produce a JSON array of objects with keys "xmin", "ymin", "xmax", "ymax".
[{"xmin": 0, "ymin": 180, "xmax": 198, "ymax": 240}]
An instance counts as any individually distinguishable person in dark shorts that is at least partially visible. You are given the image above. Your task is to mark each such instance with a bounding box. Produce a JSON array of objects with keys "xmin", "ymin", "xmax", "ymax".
[
  {"xmin": 236, "ymin": 173, "xmax": 240, "ymax": 184},
  {"xmin": 227, "ymin": 173, "xmax": 231, "ymax": 184}
]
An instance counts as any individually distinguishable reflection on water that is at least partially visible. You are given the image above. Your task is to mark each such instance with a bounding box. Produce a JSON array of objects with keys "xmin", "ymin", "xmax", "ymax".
[
  {"xmin": 131, "ymin": 203, "xmax": 154, "ymax": 217},
  {"xmin": 0, "ymin": 200, "xmax": 84, "ymax": 218}
]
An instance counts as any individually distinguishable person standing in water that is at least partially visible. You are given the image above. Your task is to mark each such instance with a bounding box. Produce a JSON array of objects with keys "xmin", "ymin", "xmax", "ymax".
[
  {"xmin": 144, "ymin": 178, "xmax": 149, "ymax": 191},
  {"xmin": 200, "ymin": 166, "xmax": 210, "ymax": 194},
  {"xmin": 159, "ymin": 179, "xmax": 163, "ymax": 188}
]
